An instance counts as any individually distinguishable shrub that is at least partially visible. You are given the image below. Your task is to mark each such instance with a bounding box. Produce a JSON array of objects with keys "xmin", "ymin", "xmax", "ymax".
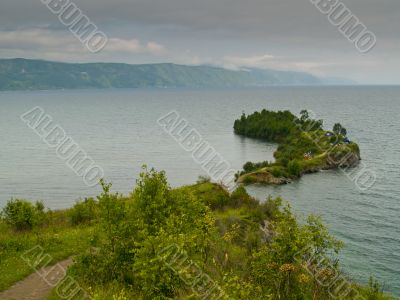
[
  {"xmin": 250, "ymin": 202, "xmax": 343, "ymax": 299},
  {"xmin": 269, "ymin": 166, "xmax": 286, "ymax": 178},
  {"xmin": 228, "ymin": 186, "xmax": 258, "ymax": 208},
  {"xmin": 1, "ymin": 199, "xmax": 43, "ymax": 230},
  {"xmin": 362, "ymin": 277, "xmax": 386, "ymax": 300},
  {"xmin": 287, "ymin": 159, "xmax": 302, "ymax": 177},
  {"xmin": 242, "ymin": 175, "xmax": 257, "ymax": 185},
  {"xmin": 278, "ymin": 156, "xmax": 289, "ymax": 167},
  {"xmin": 243, "ymin": 162, "xmax": 255, "ymax": 173},
  {"xmin": 243, "ymin": 161, "xmax": 271, "ymax": 173},
  {"xmin": 72, "ymin": 168, "xmax": 215, "ymax": 298},
  {"xmin": 333, "ymin": 123, "xmax": 347, "ymax": 136},
  {"xmin": 259, "ymin": 197, "xmax": 283, "ymax": 220},
  {"xmin": 69, "ymin": 198, "xmax": 99, "ymax": 225},
  {"xmin": 189, "ymin": 182, "xmax": 230, "ymax": 210},
  {"xmin": 35, "ymin": 201, "xmax": 49, "ymax": 226},
  {"xmin": 197, "ymin": 175, "xmax": 211, "ymax": 184}
]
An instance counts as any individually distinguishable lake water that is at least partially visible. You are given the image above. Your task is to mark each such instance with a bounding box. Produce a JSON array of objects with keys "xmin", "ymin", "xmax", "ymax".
[{"xmin": 0, "ymin": 86, "xmax": 399, "ymax": 295}]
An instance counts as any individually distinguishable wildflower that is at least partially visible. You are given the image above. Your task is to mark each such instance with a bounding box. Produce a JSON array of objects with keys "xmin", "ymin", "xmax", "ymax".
[{"xmin": 279, "ymin": 263, "xmax": 296, "ymax": 273}]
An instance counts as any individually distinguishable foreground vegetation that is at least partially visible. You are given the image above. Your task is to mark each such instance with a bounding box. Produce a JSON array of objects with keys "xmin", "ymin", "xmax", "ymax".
[
  {"xmin": 0, "ymin": 208, "xmax": 94, "ymax": 292},
  {"xmin": 234, "ymin": 109, "xmax": 361, "ymax": 185},
  {"xmin": 1, "ymin": 168, "xmax": 392, "ymax": 299}
]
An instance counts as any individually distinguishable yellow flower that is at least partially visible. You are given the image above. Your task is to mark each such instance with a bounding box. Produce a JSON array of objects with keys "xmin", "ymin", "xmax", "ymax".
[
  {"xmin": 267, "ymin": 262, "xmax": 279, "ymax": 270},
  {"xmin": 279, "ymin": 263, "xmax": 296, "ymax": 273},
  {"xmin": 298, "ymin": 273, "xmax": 310, "ymax": 283}
]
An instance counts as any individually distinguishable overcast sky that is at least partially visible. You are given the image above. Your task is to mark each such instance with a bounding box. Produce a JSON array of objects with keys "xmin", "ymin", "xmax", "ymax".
[{"xmin": 0, "ymin": 0, "xmax": 398, "ymax": 84}]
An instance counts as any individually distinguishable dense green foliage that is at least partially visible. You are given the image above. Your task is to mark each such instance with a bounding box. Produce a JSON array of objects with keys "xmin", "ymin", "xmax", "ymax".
[
  {"xmin": 0, "ymin": 58, "xmax": 323, "ymax": 91},
  {"xmin": 69, "ymin": 171, "xmax": 216, "ymax": 298},
  {"xmin": 68, "ymin": 198, "xmax": 99, "ymax": 225},
  {"xmin": 333, "ymin": 123, "xmax": 348, "ymax": 136},
  {"xmin": 41, "ymin": 168, "xmax": 391, "ymax": 299},
  {"xmin": 1, "ymin": 199, "xmax": 46, "ymax": 230},
  {"xmin": 234, "ymin": 110, "xmax": 298, "ymax": 141},
  {"xmin": 234, "ymin": 109, "xmax": 360, "ymax": 184},
  {"xmin": 0, "ymin": 168, "xmax": 392, "ymax": 299}
]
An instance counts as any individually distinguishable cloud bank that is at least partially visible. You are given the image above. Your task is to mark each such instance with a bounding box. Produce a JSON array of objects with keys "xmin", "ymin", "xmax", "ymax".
[{"xmin": 0, "ymin": 0, "xmax": 398, "ymax": 83}]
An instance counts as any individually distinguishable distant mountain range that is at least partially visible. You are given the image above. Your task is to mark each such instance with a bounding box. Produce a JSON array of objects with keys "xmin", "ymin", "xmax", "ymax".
[{"xmin": 0, "ymin": 58, "xmax": 355, "ymax": 91}]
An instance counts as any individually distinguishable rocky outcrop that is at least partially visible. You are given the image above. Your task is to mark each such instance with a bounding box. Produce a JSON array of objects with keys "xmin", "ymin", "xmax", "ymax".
[
  {"xmin": 238, "ymin": 150, "xmax": 361, "ymax": 186},
  {"xmin": 322, "ymin": 151, "xmax": 361, "ymax": 169},
  {"xmin": 237, "ymin": 172, "xmax": 291, "ymax": 185}
]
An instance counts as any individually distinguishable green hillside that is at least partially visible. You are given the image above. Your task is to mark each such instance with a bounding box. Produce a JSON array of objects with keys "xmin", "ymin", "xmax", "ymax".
[{"xmin": 0, "ymin": 58, "xmax": 323, "ymax": 91}]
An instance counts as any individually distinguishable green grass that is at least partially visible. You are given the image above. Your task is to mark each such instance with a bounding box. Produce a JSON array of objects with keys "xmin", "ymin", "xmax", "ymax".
[
  {"xmin": 178, "ymin": 181, "xmax": 230, "ymax": 209},
  {"xmin": 0, "ymin": 214, "xmax": 94, "ymax": 292},
  {"xmin": 46, "ymin": 284, "xmax": 133, "ymax": 300}
]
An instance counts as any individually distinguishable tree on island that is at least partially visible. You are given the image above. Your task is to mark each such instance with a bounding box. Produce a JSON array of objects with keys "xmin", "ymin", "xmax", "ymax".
[
  {"xmin": 299, "ymin": 110, "xmax": 323, "ymax": 131},
  {"xmin": 333, "ymin": 123, "xmax": 347, "ymax": 136},
  {"xmin": 300, "ymin": 109, "xmax": 309, "ymax": 122}
]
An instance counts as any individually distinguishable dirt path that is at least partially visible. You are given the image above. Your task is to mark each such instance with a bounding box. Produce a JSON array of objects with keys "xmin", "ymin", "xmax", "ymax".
[{"xmin": 0, "ymin": 258, "xmax": 73, "ymax": 300}]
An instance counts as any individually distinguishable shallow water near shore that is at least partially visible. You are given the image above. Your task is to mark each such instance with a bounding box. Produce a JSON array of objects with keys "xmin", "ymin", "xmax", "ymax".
[{"xmin": 0, "ymin": 86, "xmax": 399, "ymax": 295}]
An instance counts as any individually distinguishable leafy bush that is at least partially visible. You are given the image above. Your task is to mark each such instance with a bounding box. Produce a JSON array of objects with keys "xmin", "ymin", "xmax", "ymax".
[
  {"xmin": 259, "ymin": 197, "xmax": 283, "ymax": 220},
  {"xmin": 72, "ymin": 168, "xmax": 215, "ymax": 298},
  {"xmin": 364, "ymin": 277, "xmax": 385, "ymax": 299},
  {"xmin": 197, "ymin": 175, "xmax": 211, "ymax": 184},
  {"xmin": 69, "ymin": 198, "xmax": 99, "ymax": 225},
  {"xmin": 1, "ymin": 199, "xmax": 45, "ymax": 230},
  {"xmin": 242, "ymin": 175, "xmax": 257, "ymax": 185},
  {"xmin": 287, "ymin": 159, "xmax": 302, "ymax": 177},
  {"xmin": 243, "ymin": 161, "xmax": 255, "ymax": 173},
  {"xmin": 250, "ymin": 203, "xmax": 343, "ymax": 299},
  {"xmin": 269, "ymin": 166, "xmax": 287, "ymax": 178},
  {"xmin": 333, "ymin": 123, "xmax": 347, "ymax": 136},
  {"xmin": 228, "ymin": 186, "xmax": 258, "ymax": 208},
  {"xmin": 187, "ymin": 182, "xmax": 230, "ymax": 210},
  {"xmin": 243, "ymin": 161, "xmax": 270, "ymax": 173}
]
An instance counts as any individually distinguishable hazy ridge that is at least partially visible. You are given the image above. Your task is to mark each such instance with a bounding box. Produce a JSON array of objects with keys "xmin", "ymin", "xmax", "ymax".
[{"xmin": 0, "ymin": 58, "xmax": 353, "ymax": 91}]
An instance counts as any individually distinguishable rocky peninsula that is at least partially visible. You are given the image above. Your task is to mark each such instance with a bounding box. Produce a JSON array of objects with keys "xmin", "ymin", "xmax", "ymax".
[{"xmin": 234, "ymin": 109, "xmax": 361, "ymax": 185}]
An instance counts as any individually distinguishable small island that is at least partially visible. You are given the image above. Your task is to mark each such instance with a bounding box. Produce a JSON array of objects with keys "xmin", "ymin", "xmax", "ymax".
[{"xmin": 234, "ymin": 109, "xmax": 361, "ymax": 185}]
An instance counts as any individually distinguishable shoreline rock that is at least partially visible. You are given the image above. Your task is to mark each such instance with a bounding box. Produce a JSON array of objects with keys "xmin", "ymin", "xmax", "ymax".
[{"xmin": 238, "ymin": 151, "xmax": 361, "ymax": 186}]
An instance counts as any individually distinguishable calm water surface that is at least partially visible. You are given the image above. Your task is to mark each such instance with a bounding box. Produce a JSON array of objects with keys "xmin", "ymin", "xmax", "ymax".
[{"xmin": 0, "ymin": 87, "xmax": 399, "ymax": 295}]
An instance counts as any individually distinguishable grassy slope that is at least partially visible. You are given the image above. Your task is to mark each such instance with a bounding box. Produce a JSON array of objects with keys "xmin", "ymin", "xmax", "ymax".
[
  {"xmin": 46, "ymin": 183, "xmax": 392, "ymax": 300},
  {"xmin": 0, "ymin": 182, "xmax": 392, "ymax": 299},
  {"xmin": 0, "ymin": 210, "xmax": 94, "ymax": 292}
]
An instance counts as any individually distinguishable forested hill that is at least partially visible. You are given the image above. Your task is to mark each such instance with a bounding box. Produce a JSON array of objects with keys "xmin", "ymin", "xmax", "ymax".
[{"xmin": 0, "ymin": 58, "xmax": 329, "ymax": 91}]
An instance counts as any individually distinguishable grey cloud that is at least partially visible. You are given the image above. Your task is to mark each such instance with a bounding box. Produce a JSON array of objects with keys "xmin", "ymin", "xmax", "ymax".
[
  {"xmin": 1, "ymin": 0, "xmax": 398, "ymax": 39},
  {"xmin": 0, "ymin": 0, "xmax": 399, "ymax": 83}
]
